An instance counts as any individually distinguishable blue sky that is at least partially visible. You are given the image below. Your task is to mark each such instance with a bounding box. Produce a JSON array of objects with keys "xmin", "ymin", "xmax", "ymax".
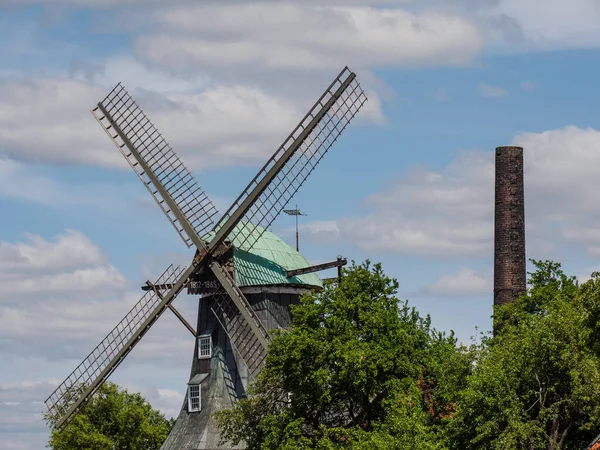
[{"xmin": 3, "ymin": 1, "xmax": 600, "ymax": 448}]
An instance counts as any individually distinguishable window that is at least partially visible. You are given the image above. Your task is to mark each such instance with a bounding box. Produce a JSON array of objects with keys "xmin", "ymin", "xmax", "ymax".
[
  {"xmin": 198, "ymin": 335, "xmax": 212, "ymax": 359},
  {"xmin": 187, "ymin": 373, "xmax": 208, "ymax": 413},
  {"xmin": 188, "ymin": 384, "xmax": 201, "ymax": 412}
]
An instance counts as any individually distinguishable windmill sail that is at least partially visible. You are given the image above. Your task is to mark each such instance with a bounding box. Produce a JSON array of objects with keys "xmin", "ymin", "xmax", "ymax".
[
  {"xmin": 209, "ymin": 67, "xmax": 367, "ymax": 253},
  {"xmin": 209, "ymin": 261, "xmax": 269, "ymax": 348},
  {"xmin": 45, "ymin": 264, "xmax": 193, "ymax": 429},
  {"xmin": 92, "ymin": 85, "xmax": 218, "ymax": 249},
  {"xmin": 90, "ymin": 83, "xmax": 275, "ymax": 381},
  {"xmin": 47, "ymin": 67, "xmax": 368, "ymax": 440},
  {"xmin": 209, "ymin": 283, "xmax": 268, "ymax": 381}
]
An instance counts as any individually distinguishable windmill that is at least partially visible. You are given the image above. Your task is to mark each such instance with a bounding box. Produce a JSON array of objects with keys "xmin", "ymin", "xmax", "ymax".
[{"xmin": 44, "ymin": 67, "xmax": 366, "ymax": 448}]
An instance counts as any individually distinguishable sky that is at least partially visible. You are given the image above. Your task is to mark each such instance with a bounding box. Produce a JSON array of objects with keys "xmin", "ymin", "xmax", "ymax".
[{"xmin": 2, "ymin": 0, "xmax": 600, "ymax": 448}]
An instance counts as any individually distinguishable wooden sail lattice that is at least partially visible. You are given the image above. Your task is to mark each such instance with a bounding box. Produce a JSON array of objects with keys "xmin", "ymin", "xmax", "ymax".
[
  {"xmin": 210, "ymin": 287, "xmax": 268, "ymax": 381},
  {"xmin": 46, "ymin": 66, "xmax": 368, "ymax": 433},
  {"xmin": 92, "ymin": 85, "xmax": 218, "ymax": 248},
  {"xmin": 211, "ymin": 67, "xmax": 367, "ymax": 253},
  {"xmin": 45, "ymin": 264, "xmax": 187, "ymax": 423}
]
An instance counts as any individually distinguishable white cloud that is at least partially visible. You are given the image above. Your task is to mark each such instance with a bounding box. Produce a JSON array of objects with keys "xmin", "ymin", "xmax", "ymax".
[
  {"xmin": 0, "ymin": 4, "xmax": 480, "ymax": 173},
  {"xmin": 428, "ymin": 268, "xmax": 491, "ymax": 296},
  {"xmin": 0, "ymin": 70, "xmax": 373, "ymax": 170},
  {"xmin": 477, "ymin": 82, "xmax": 507, "ymax": 98},
  {"xmin": 0, "ymin": 380, "xmax": 57, "ymax": 449},
  {"xmin": 296, "ymin": 220, "xmax": 341, "ymax": 244},
  {"xmin": 0, "ymin": 229, "xmax": 200, "ymax": 375},
  {"xmin": 0, "ymin": 158, "xmax": 65, "ymax": 205},
  {"xmin": 447, "ymin": 0, "xmax": 600, "ymax": 51},
  {"xmin": 84, "ymin": 56, "xmax": 211, "ymax": 93},
  {"xmin": 3, "ymin": 265, "xmax": 126, "ymax": 297},
  {"xmin": 493, "ymin": 0, "xmax": 600, "ymax": 49},
  {"xmin": 0, "ymin": 283, "xmax": 194, "ymax": 364},
  {"xmin": 139, "ymin": 85, "xmax": 300, "ymax": 169},
  {"xmin": 149, "ymin": 387, "xmax": 184, "ymax": 419},
  {"xmin": 0, "ymin": 0, "xmax": 159, "ymax": 5},
  {"xmin": 339, "ymin": 150, "xmax": 494, "ymax": 257},
  {"xmin": 0, "ymin": 77, "xmax": 121, "ymax": 167},
  {"xmin": 0, "ymin": 158, "xmax": 145, "ymax": 211},
  {"xmin": 0, "ymin": 229, "xmax": 104, "ymax": 272},
  {"xmin": 338, "ymin": 125, "xmax": 600, "ymax": 261},
  {"xmin": 135, "ymin": 4, "xmax": 483, "ymax": 74},
  {"xmin": 0, "ymin": 0, "xmax": 412, "ymax": 4},
  {"xmin": 0, "ymin": 375, "xmax": 189, "ymax": 449},
  {"xmin": 122, "ymin": 384, "xmax": 184, "ymax": 419},
  {"xmin": 0, "ymin": 229, "xmax": 196, "ymax": 449},
  {"xmin": 0, "ymin": 379, "xmax": 59, "ymax": 403},
  {"xmin": 0, "ymin": 230, "xmax": 129, "ymax": 355},
  {"xmin": 514, "ymin": 126, "xmax": 600, "ymax": 216}
]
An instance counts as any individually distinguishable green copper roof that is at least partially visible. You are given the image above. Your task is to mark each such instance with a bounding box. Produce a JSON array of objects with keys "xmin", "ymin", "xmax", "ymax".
[{"xmin": 204, "ymin": 223, "xmax": 323, "ymax": 289}]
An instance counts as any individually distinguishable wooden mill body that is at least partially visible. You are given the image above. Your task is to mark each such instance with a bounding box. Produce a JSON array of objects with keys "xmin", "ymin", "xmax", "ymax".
[{"xmin": 161, "ymin": 227, "xmax": 322, "ymax": 449}]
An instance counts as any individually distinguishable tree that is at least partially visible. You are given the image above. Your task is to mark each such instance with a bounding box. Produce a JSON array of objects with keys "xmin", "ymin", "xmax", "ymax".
[
  {"xmin": 45, "ymin": 382, "xmax": 174, "ymax": 450},
  {"xmin": 217, "ymin": 259, "xmax": 600, "ymax": 449},
  {"xmin": 215, "ymin": 261, "xmax": 471, "ymax": 449},
  {"xmin": 449, "ymin": 260, "xmax": 600, "ymax": 450}
]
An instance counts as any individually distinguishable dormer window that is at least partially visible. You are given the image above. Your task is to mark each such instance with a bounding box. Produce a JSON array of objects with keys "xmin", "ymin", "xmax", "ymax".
[
  {"xmin": 198, "ymin": 334, "xmax": 212, "ymax": 359},
  {"xmin": 188, "ymin": 385, "xmax": 200, "ymax": 412},
  {"xmin": 187, "ymin": 373, "xmax": 208, "ymax": 413}
]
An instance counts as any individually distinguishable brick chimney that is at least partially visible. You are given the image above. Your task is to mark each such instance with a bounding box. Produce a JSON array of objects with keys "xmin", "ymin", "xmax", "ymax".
[{"xmin": 494, "ymin": 146, "xmax": 526, "ymax": 307}]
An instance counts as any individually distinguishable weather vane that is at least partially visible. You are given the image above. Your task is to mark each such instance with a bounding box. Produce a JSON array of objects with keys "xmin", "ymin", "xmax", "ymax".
[{"xmin": 284, "ymin": 205, "xmax": 307, "ymax": 252}]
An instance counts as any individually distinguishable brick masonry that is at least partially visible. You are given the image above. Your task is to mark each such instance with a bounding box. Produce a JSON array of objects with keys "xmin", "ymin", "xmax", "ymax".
[{"xmin": 494, "ymin": 146, "xmax": 526, "ymax": 306}]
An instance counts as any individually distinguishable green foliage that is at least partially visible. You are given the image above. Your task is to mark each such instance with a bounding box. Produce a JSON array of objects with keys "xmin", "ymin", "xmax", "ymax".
[
  {"xmin": 44, "ymin": 260, "xmax": 600, "ymax": 449},
  {"xmin": 45, "ymin": 382, "xmax": 174, "ymax": 450},
  {"xmin": 217, "ymin": 259, "xmax": 600, "ymax": 449},
  {"xmin": 215, "ymin": 261, "xmax": 470, "ymax": 449},
  {"xmin": 449, "ymin": 260, "xmax": 600, "ymax": 449}
]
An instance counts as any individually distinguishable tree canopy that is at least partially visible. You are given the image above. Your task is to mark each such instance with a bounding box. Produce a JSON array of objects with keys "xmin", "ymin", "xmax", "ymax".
[
  {"xmin": 216, "ymin": 260, "xmax": 600, "ymax": 450},
  {"xmin": 45, "ymin": 382, "xmax": 174, "ymax": 450},
  {"xmin": 449, "ymin": 260, "xmax": 600, "ymax": 449},
  {"xmin": 44, "ymin": 260, "xmax": 600, "ymax": 449},
  {"xmin": 215, "ymin": 261, "xmax": 471, "ymax": 449}
]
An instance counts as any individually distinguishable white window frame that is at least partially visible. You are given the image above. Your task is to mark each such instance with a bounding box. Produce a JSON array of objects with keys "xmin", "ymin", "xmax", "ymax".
[
  {"xmin": 188, "ymin": 384, "xmax": 201, "ymax": 413},
  {"xmin": 197, "ymin": 335, "xmax": 212, "ymax": 359}
]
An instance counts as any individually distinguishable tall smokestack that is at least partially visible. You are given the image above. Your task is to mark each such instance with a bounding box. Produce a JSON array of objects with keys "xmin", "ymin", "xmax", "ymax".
[{"xmin": 494, "ymin": 146, "xmax": 526, "ymax": 307}]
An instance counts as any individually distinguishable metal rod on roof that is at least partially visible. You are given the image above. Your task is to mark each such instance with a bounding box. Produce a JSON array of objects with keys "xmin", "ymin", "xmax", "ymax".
[{"xmin": 284, "ymin": 204, "xmax": 307, "ymax": 252}]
